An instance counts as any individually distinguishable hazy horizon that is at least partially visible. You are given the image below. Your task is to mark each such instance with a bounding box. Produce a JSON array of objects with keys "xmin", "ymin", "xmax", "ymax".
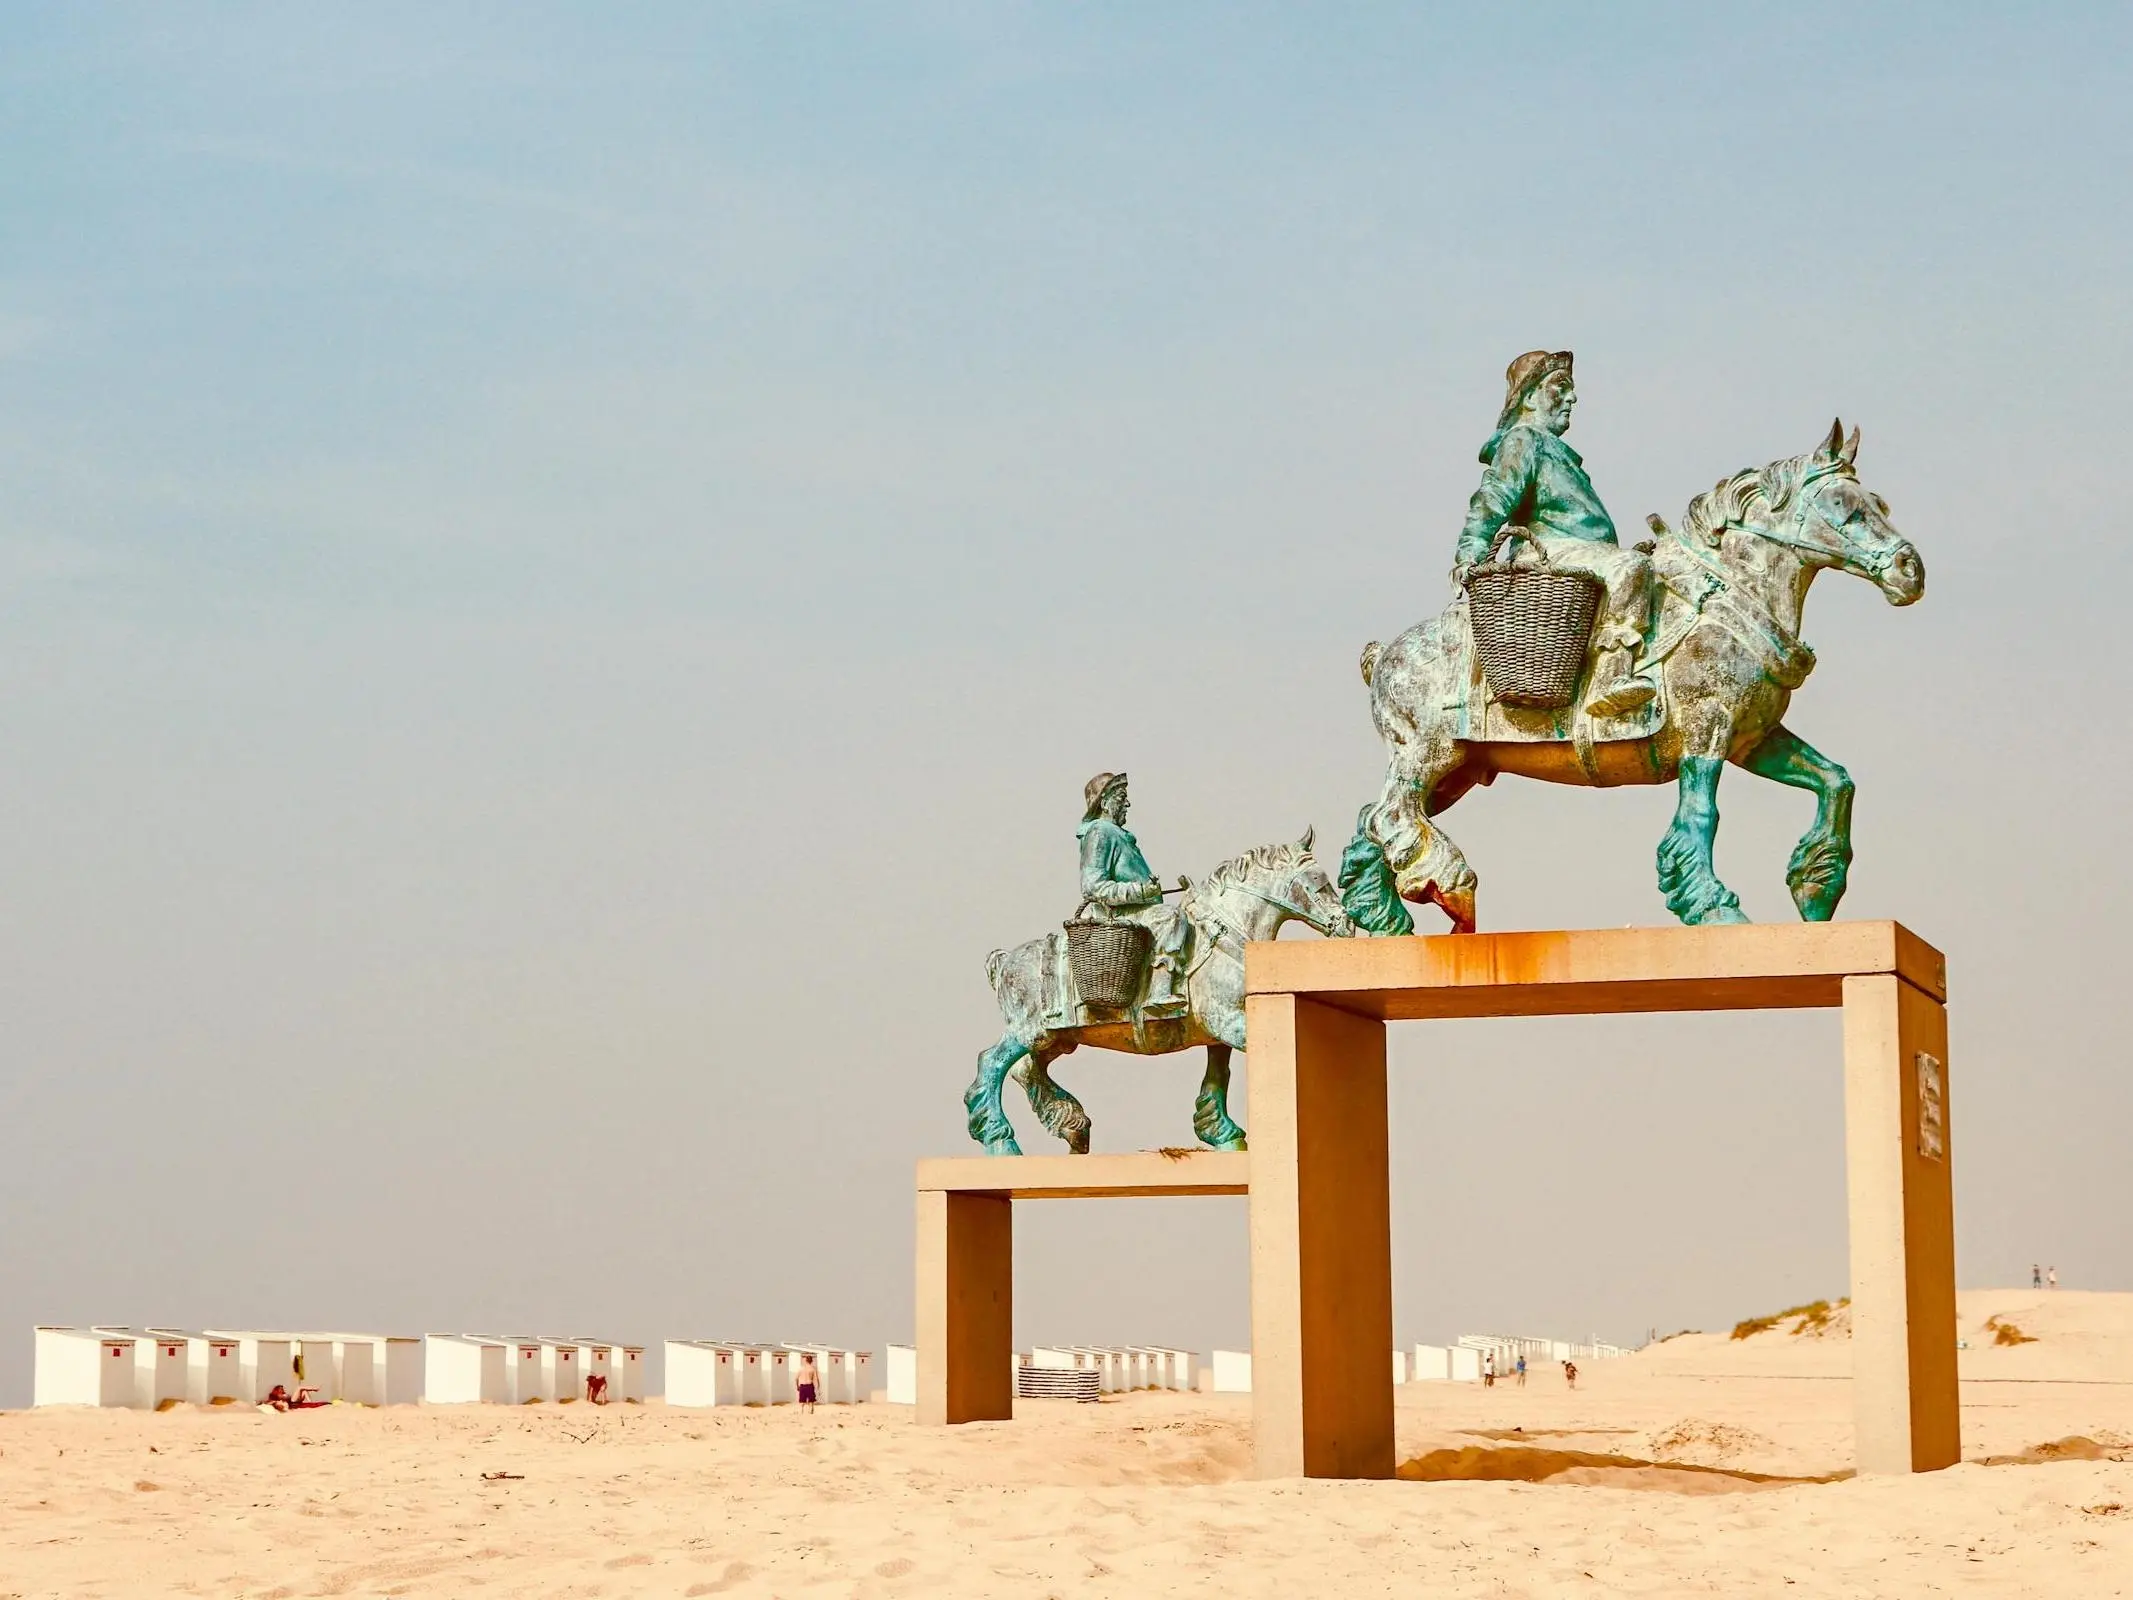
[{"xmin": 4, "ymin": 4, "xmax": 2129, "ymax": 1405}]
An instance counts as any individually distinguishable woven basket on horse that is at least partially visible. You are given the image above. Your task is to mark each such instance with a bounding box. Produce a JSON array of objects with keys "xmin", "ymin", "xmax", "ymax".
[
  {"xmin": 1063, "ymin": 909, "xmax": 1153, "ymax": 1011},
  {"xmin": 1464, "ymin": 547, "xmax": 1602, "ymax": 711}
]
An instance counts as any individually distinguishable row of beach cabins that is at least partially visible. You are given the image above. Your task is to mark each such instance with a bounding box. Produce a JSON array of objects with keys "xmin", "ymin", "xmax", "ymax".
[
  {"xmin": 874, "ymin": 1333, "xmax": 1632, "ymax": 1403},
  {"xmin": 32, "ymin": 1328, "xmax": 866, "ymax": 1410},
  {"xmin": 37, "ymin": 1326, "xmax": 1628, "ymax": 1409},
  {"xmin": 1183, "ymin": 1336, "xmax": 1628, "ymax": 1395}
]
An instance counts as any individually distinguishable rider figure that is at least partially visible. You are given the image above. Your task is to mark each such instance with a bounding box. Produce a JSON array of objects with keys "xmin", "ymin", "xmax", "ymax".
[
  {"xmin": 1077, "ymin": 772, "xmax": 1189, "ymax": 1016},
  {"xmin": 1452, "ymin": 350, "xmax": 1657, "ymax": 719}
]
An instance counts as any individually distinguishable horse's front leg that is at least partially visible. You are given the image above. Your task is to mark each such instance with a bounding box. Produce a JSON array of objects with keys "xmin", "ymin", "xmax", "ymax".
[
  {"xmin": 1656, "ymin": 746, "xmax": 1749, "ymax": 926},
  {"xmin": 964, "ymin": 1037, "xmax": 1028, "ymax": 1155},
  {"xmin": 1192, "ymin": 1043, "xmax": 1246, "ymax": 1151},
  {"xmin": 1737, "ymin": 724, "xmax": 1854, "ymax": 921}
]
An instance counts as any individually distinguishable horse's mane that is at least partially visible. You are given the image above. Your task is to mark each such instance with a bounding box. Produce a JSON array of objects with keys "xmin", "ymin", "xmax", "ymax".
[
  {"xmin": 1679, "ymin": 449, "xmax": 1845, "ymax": 547},
  {"xmin": 1200, "ymin": 841, "xmax": 1304, "ymax": 890}
]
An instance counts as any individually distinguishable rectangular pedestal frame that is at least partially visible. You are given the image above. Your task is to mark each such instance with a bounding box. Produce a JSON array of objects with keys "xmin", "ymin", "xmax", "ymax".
[
  {"xmin": 917, "ymin": 922, "xmax": 1956, "ymax": 1484},
  {"xmin": 1244, "ymin": 920, "xmax": 1956, "ymax": 1480},
  {"xmin": 914, "ymin": 1151, "xmax": 1248, "ymax": 1426}
]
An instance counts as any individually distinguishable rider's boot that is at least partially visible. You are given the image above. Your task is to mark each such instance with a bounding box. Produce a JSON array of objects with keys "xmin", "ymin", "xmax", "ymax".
[
  {"xmin": 1142, "ymin": 960, "xmax": 1187, "ymax": 1018},
  {"xmin": 1582, "ymin": 623, "xmax": 1657, "ymax": 719}
]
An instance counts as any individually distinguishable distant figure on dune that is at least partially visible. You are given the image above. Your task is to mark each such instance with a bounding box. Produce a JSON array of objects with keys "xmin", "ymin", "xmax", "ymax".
[
  {"xmin": 2048, "ymin": 1266, "xmax": 2059, "ymax": 1290},
  {"xmin": 1515, "ymin": 1355, "xmax": 1527, "ymax": 1387},
  {"xmin": 1562, "ymin": 1361, "xmax": 1578, "ymax": 1391},
  {"xmin": 1482, "ymin": 1351, "xmax": 1495, "ymax": 1388},
  {"xmin": 2033, "ymin": 1264, "xmax": 2043, "ymax": 1289}
]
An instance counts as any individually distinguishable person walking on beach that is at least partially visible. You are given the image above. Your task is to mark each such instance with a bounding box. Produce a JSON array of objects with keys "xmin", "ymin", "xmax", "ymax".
[
  {"xmin": 794, "ymin": 1352, "xmax": 820, "ymax": 1413},
  {"xmin": 2048, "ymin": 1266, "xmax": 2058, "ymax": 1290},
  {"xmin": 2033, "ymin": 1264, "xmax": 2043, "ymax": 1289},
  {"xmin": 1515, "ymin": 1354, "xmax": 1527, "ymax": 1387},
  {"xmin": 1482, "ymin": 1350, "xmax": 1495, "ymax": 1388},
  {"xmin": 1562, "ymin": 1360, "xmax": 1578, "ymax": 1391}
]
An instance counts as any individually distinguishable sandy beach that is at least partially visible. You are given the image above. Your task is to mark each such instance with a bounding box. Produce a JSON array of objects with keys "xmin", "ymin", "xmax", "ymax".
[{"xmin": 4, "ymin": 1291, "xmax": 2130, "ymax": 1598}]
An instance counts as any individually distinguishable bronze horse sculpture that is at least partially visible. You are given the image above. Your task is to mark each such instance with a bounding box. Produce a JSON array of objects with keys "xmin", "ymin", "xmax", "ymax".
[
  {"xmin": 1346, "ymin": 421, "xmax": 1924, "ymax": 934},
  {"xmin": 965, "ymin": 831, "xmax": 1352, "ymax": 1155}
]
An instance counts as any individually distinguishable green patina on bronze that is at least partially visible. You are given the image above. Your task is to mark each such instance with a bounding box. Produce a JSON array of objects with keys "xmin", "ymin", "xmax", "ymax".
[{"xmin": 1347, "ymin": 353, "xmax": 1924, "ymax": 933}]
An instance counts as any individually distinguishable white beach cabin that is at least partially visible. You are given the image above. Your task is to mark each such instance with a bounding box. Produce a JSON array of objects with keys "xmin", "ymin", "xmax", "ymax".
[
  {"xmin": 885, "ymin": 1344, "xmax": 917, "ymax": 1406},
  {"xmin": 664, "ymin": 1341, "xmax": 745, "ymax": 1407},
  {"xmin": 615, "ymin": 1343, "xmax": 646, "ymax": 1402},
  {"xmin": 424, "ymin": 1335, "xmax": 512, "ymax": 1404},
  {"xmin": 32, "ymin": 1327, "xmax": 138, "ymax": 1408},
  {"xmin": 542, "ymin": 1341, "xmax": 581, "ymax": 1403}
]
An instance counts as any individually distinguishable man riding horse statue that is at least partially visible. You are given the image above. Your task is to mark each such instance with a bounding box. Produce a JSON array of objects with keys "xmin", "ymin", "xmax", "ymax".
[
  {"xmin": 964, "ymin": 774, "xmax": 1353, "ymax": 1156},
  {"xmin": 1342, "ymin": 349, "xmax": 1926, "ymax": 935}
]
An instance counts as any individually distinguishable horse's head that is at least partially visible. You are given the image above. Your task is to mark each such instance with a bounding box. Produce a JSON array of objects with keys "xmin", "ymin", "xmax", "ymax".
[
  {"xmin": 1198, "ymin": 826, "xmax": 1357, "ymax": 940},
  {"xmin": 1792, "ymin": 419, "xmax": 1925, "ymax": 605},
  {"xmin": 1678, "ymin": 418, "xmax": 1924, "ymax": 607}
]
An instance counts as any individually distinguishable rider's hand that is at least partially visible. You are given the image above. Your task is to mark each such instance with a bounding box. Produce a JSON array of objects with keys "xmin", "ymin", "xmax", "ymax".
[
  {"xmin": 1451, "ymin": 560, "xmax": 1475, "ymax": 587},
  {"xmin": 1145, "ymin": 879, "xmax": 1165, "ymax": 899}
]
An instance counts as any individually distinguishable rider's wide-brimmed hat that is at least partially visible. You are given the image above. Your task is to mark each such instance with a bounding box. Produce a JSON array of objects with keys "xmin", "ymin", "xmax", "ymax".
[
  {"xmin": 1083, "ymin": 771, "xmax": 1128, "ymax": 820},
  {"xmin": 1496, "ymin": 349, "xmax": 1574, "ymax": 431}
]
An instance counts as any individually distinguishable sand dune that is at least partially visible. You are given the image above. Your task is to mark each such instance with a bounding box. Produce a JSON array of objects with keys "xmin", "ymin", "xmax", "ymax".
[{"xmin": 4, "ymin": 1293, "xmax": 2130, "ymax": 1597}]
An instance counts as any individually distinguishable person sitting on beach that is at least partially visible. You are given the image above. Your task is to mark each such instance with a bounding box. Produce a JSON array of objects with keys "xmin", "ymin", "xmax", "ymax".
[
  {"xmin": 263, "ymin": 1384, "xmax": 293, "ymax": 1412},
  {"xmin": 262, "ymin": 1384, "xmax": 327, "ymax": 1412},
  {"xmin": 585, "ymin": 1373, "xmax": 610, "ymax": 1405},
  {"xmin": 794, "ymin": 1352, "xmax": 820, "ymax": 1413}
]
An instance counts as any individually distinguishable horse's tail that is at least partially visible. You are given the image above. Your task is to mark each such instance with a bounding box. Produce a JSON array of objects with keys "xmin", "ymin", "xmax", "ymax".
[
  {"xmin": 984, "ymin": 948, "xmax": 1007, "ymax": 991},
  {"xmin": 1359, "ymin": 640, "xmax": 1383, "ymax": 687}
]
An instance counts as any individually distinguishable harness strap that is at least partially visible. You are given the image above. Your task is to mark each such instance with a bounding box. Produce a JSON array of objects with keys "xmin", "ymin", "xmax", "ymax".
[{"xmin": 1658, "ymin": 522, "xmax": 1818, "ymax": 691}]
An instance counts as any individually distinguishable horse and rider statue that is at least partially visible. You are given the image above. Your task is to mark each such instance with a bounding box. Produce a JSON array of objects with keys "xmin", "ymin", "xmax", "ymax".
[
  {"xmin": 965, "ymin": 772, "xmax": 1353, "ymax": 1156},
  {"xmin": 1340, "ymin": 349, "xmax": 1923, "ymax": 936},
  {"xmin": 967, "ymin": 351, "xmax": 1925, "ymax": 1154}
]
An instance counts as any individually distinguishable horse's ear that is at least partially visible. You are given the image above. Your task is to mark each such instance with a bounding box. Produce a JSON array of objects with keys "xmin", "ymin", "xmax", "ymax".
[
  {"xmin": 1841, "ymin": 424, "xmax": 1860, "ymax": 466},
  {"xmin": 1819, "ymin": 417, "xmax": 1844, "ymax": 460},
  {"xmin": 1298, "ymin": 824, "xmax": 1315, "ymax": 855}
]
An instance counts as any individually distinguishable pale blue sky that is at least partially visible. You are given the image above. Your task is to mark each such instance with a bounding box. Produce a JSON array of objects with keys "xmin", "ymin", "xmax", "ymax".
[{"xmin": 3, "ymin": 5, "xmax": 2129, "ymax": 1404}]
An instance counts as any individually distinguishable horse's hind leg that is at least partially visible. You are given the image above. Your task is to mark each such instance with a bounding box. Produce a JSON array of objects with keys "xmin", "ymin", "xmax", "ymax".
[
  {"xmin": 1736, "ymin": 724, "xmax": 1854, "ymax": 921},
  {"xmin": 964, "ymin": 1036, "xmax": 1028, "ymax": 1155},
  {"xmin": 1368, "ymin": 744, "xmax": 1479, "ymax": 933},
  {"xmin": 1192, "ymin": 1043, "xmax": 1246, "ymax": 1151},
  {"xmin": 1013, "ymin": 1042, "xmax": 1091, "ymax": 1154}
]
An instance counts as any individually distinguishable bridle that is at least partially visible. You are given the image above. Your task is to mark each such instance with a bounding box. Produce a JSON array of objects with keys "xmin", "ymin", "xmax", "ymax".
[
  {"xmin": 1730, "ymin": 465, "xmax": 1905, "ymax": 584},
  {"xmin": 1185, "ymin": 873, "xmax": 1345, "ymax": 963}
]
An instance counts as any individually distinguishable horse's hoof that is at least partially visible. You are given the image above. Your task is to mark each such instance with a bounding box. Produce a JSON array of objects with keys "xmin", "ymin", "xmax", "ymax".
[
  {"xmin": 1210, "ymin": 1136, "xmax": 1247, "ymax": 1153},
  {"xmin": 1692, "ymin": 903, "xmax": 1750, "ymax": 926},
  {"xmin": 982, "ymin": 1137, "xmax": 1023, "ymax": 1157}
]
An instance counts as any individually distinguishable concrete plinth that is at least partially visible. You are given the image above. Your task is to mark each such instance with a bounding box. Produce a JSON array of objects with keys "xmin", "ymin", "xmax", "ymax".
[{"xmin": 913, "ymin": 1151, "xmax": 1249, "ymax": 1427}]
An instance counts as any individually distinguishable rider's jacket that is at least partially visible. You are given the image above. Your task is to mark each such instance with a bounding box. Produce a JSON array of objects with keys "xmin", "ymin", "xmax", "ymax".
[
  {"xmin": 1077, "ymin": 816, "xmax": 1161, "ymax": 911},
  {"xmin": 1456, "ymin": 423, "xmax": 1620, "ymax": 566}
]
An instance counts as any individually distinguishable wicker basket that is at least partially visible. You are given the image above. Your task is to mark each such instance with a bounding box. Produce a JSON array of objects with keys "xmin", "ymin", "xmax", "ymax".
[
  {"xmin": 1465, "ymin": 562, "xmax": 1602, "ymax": 710},
  {"xmin": 1064, "ymin": 910, "xmax": 1152, "ymax": 1010}
]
